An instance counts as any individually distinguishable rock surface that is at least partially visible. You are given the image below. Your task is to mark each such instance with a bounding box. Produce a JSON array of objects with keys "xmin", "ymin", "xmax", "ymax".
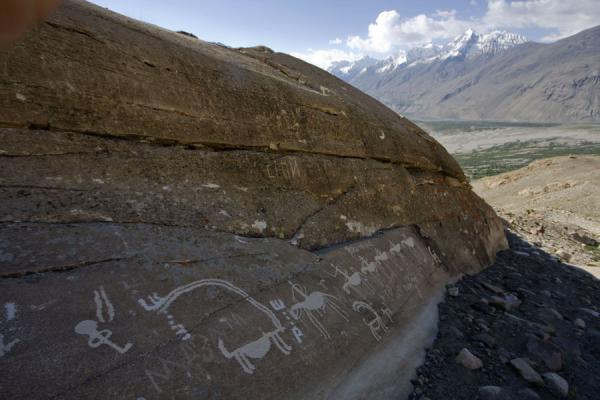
[{"xmin": 0, "ymin": 1, "xmax": 506, "ymax": 400}]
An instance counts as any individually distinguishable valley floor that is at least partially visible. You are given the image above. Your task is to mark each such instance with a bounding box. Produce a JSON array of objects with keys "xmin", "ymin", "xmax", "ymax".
[{"xmin": 419, "ymin": 122, "xmax": 600, "ymax": 180}]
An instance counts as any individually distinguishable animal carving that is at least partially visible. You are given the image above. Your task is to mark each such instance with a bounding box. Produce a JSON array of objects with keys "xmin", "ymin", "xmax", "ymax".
[
  {"xmin": 288, "ymin": 282, "xmax": 349, "ymax": 339},
  {"xmin": 218, "ymin": 327, "xmax": 291, "ymax": 374},
  {"xmin": 138, "ymin": 278, "xmax": 292, "ymax": 374}
]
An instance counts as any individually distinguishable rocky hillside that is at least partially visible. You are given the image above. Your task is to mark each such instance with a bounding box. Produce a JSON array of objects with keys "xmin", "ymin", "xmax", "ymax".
[
  {"xmin": 473, "ymin": 156, "xmax": 600, "ymax": 272},
  {"xmin": 333, "ymin": 26, "xmax": 600, "ymax": 123},
  {"xmin": 0, "ymin": 1, "xmax": 506, "ymax": 400}
]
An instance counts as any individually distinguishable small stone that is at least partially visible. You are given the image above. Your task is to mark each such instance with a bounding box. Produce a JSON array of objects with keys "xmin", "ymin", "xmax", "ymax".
[
  {"xmin": 570, "ymin": 231, "xmax": 599, "ymax": 246},
  {"xmin": 490, "ymin": 294, "xmax": 522, "ymax": 311},
  {"xmin": 477, "ymin": 386, "xmax": 502, "ymax": 400},
  {"xmin": 578, "ymin": 308, "xmax": 599, "ymax": 318},
  {"xmin": 517, "ymin": 287, "xmax": 536, "ymax": 298},
  {"xmin": 543, "ymin": 372, "xmax": 569, "ymax": 397},
  {"xmin": 448, "ymin": 286, "xmax": 459, "ymax": 297},
  {"xmin": 473, "ymin": 333, "xmax": 497, "ymax": 348},
  {"xmin": 574, "ymin": 318, "xmax": 586, "ymax": 329},
  {"xmin": 538, "ymin": 307, "xmax": 563, "ymax": 323},
  {"xmin": 510, "ymin": 358, "xmax": 544, "ymax": 386},
  {"xmin": 449, "ymin": 325, "xmax": 465, "ymax": 338},
  {"xmin": 481, "ymin": 281, "xmax": 504, "ymax": 294},
  {"xmin": 526, "ymin": 337, "xmax": 563, "ymax": 371},
  {"xmin": 540, "ymin": 290, "xmax": 553, "ymax": 298},
  {"xmin": 456, "ymin": 348, "xmax": 483, "ymax": 370},
  {"xmin": 517, "ymin": 388, "xmax": 541, "ymax": 400},
  {"xmin": 556, "ymin": 249, "xmax": 571, "ymax": 262}
]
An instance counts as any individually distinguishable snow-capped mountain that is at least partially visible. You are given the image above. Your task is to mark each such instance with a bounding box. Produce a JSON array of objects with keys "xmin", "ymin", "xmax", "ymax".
[
  {"xmin": 328, "ymin": 29, "xmax": 528, "ymax": 79},
  {"xmin": 328, "ymin": 56, "xmax": 379, "ymax": 81},
  {"xmin": 439, "ymin": 29, "xmax": 528, "ymax": 60},
  {"xmin": 328, "ymin": 25, "xmax": 600, "ymax": 123}
]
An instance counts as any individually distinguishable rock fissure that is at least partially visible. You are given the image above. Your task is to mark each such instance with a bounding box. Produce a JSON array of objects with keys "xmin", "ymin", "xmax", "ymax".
[{"xmin": 0, "ymin": 256, "xmax": 134, "ymax": 278}]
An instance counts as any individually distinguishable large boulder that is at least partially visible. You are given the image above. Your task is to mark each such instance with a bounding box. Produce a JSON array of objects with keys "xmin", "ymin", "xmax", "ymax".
[{"xmin": 0, "ymin": 1, "xmax": 507, "ymax": 399}]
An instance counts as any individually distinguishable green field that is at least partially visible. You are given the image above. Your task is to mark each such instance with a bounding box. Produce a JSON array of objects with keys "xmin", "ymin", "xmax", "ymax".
[
  {"xmin": 416, "ymin": 121, "xmax": 600, "ymax": 180},
  {"xmin": 454, "ymin": 140, "xmax": 600, "ymax": 180}
]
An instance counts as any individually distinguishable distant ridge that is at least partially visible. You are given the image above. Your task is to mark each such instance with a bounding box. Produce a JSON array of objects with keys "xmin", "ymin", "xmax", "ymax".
[{"xmin": 329, "ymin": 27, "xmax": 600, "ymax": 122}]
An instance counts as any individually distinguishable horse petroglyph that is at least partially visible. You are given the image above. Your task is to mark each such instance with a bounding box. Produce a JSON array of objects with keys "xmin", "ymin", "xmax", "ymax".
[
  {"xmin": 138, "ymin": 279, "xmax": 292, "ymax": 375},
  {"xmin": 289, "ymin": 282, "xmax": 349, "ymax": 339}
]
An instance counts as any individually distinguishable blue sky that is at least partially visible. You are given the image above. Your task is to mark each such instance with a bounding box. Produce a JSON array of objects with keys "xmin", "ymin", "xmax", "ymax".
[{"xmin": 89, "ymin": 0, "xmax": 600, "ymax": 68}]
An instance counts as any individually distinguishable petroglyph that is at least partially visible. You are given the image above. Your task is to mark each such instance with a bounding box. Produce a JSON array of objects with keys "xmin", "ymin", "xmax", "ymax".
[
  {"xmin": 4, "ymin": 302, "xmax": 16, "ymax": 321},
  {"xmin": 291, "ymin": 326, "xmax": 304, "ymax": 344},
  {"xmin": 144, "ymin": 341, "xmax": 206, "ymax": 394},
  {"xmin": 269, "ymin": 299, "xmax": 286, "ymax": 311},
  {"xmin": 166, "ymin": 314, "xmax": 191, "ymax": 341},
  {"xmin": 0, "ymin": 334, "xmax": 20, "ymax": 357},
  {"xmin": 74, "ymin": 286, "xmax": 132, "ymax": 354},
  {"xmin": 266, "ymin": 158, "xmax": 302, "ymax": 180},
  {"xmin": 289, "ymin": 282, "xmax": 349, "ymax": 339},
  {"xmin": 138, "ymin": 279, "xmax": 292, "ymax": 374},
  {"xmin": 327, "ymin": 264, "xmax": 373, "ymax": 296},
  {"xmin": 93, "ymin": 286, "xmax": 115, "ymax": 323},
  {"xmin": 74, "ymin": 320, "xmax": 133, "ymax": 354},
  {"xmin": 352, "ymin": 301, "xmax": 388, "ymax": 342},
  {"xmin": 218, "ymin": 328, "xmax": 291, "ymax": 374}
]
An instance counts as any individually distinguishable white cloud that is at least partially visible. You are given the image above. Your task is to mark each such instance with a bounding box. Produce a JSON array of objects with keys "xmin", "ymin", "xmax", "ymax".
[
  {"xmin": 296, "ymin": 0, "xmax": 600, "ymax": 70},
  {"xmin": 346, "ymin": 9, "xmax": 471, "ymax": 53},
  {"xmin": 484, "ymin": 0, "xmax": 600, "ymax": 41},
  {"xmin": 291, "ymin": 48, "xmax": 362, "ymax": 70}
]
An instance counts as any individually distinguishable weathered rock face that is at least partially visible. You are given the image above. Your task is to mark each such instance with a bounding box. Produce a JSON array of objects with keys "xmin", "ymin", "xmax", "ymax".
[{"xmin": 0, "ymin": 1, "xmax": 507, "ymax": 399}]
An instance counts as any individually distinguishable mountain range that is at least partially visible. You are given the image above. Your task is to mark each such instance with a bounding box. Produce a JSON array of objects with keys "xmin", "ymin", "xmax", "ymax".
[{"xmin": 328, "ymin": 27, "xmax": 600, "ymax": 122}]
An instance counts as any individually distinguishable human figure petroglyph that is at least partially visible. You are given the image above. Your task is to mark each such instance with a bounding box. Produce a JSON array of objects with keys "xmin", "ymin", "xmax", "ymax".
[
  {"xmin": 352, "ymin": 301, "xmax": 388, "ymax": 342},
  {"xmin": 288, "ymin": 282, "xmax": 349, "ymax": 339},
  {"xmin": 138, "ymin": 278, "xmax": 292, "ymax": 374},
  {"xmin": 218, "ymin": 327, "xmax": 290, "ymax": 374},
  {"xmin": 75, "ymin": 286, "xmax": 132, "ymax": 354},
  {"xmin": 74, "ymin": 320, "xmax": 133, "ymax": 354}
]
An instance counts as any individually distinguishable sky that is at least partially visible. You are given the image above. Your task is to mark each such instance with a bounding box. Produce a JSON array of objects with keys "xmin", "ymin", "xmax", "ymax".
[{"xmin": 89, "ymin": 0, "xmax": 600, "ymax": 69}]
